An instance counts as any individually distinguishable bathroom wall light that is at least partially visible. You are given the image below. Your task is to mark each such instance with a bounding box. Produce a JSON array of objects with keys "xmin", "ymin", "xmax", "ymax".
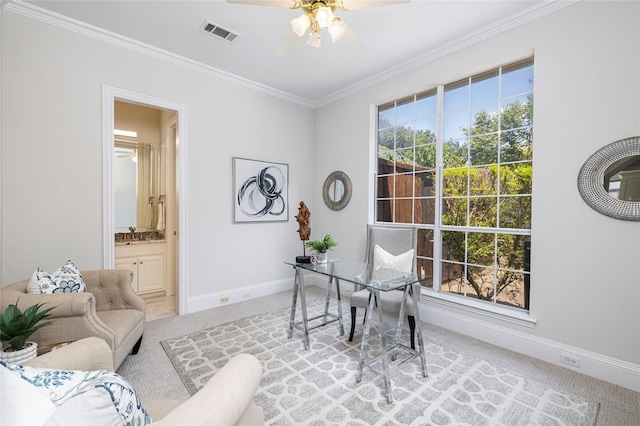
[{"xmin": 114, "ymin": 129, "xmax": 138, "ymax": 138}]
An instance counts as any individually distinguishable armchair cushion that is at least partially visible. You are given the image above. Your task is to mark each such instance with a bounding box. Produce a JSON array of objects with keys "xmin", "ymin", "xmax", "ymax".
[{"xmin": 26, "ymin": 337, "xmax": 114, "ymax": 371}]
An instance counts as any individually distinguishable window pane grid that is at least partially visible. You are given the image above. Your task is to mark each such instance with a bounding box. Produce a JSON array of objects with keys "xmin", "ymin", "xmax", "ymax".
[
  {"xmin": 438, "ymin": 229, "xmax": 530, "ymax": 308},
  {"xmin": 376, "ymin": 59, "xmax": 533, "ymax": 310}
]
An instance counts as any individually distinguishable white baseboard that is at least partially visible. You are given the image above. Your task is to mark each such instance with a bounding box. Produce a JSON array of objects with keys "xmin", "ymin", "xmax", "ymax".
[
  {"xmin": 185, "ymin": 277, "xmax": 294, "ymax": 313},
  {"xmin": 185, "ymin": 272, "xmax": 329, "ymax": 313},
  {"xmin": 421, "ymin": 300, "xmax": 640, "ymax": 393}
]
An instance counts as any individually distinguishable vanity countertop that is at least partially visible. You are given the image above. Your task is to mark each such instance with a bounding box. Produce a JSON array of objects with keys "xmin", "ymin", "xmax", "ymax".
[{"xmin": 115, "ymin": 239, "xmax": 166, "ymax": 246}]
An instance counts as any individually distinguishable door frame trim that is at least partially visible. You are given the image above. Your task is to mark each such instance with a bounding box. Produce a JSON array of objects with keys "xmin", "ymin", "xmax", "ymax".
[{"xmin": 103, "ymin": 85, "xmax": 188, "ymax": 315}]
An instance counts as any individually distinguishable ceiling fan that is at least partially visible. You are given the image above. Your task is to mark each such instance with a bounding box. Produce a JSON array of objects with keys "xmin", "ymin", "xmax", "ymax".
[{"xmin": 227, "ymin": 0, "xmax": 409, "ymax": 56}]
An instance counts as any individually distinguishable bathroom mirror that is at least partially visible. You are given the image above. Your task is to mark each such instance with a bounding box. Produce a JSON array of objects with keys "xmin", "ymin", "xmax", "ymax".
[
  {"xmin": 577, "ymin": 136, "xmax": 640, "ymax": 221},
  {"xmin": 323, "ymin": 171, "xmax": 352, "ymax": 211},
  {"xmin": 114, "ymin": 142, "xmax": 160, "ymax": 232}
]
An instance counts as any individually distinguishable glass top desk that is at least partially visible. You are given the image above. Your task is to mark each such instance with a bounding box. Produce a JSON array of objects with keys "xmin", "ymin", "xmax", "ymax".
[{"xmin": 285, "ymin": 259, "xmax": 430, "ymax": 403}]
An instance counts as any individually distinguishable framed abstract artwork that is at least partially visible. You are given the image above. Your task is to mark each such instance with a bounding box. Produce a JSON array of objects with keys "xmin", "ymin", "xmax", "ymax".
[{"xmin": 233, "ymin": 157, "xmax": 289, "ymax": 223}]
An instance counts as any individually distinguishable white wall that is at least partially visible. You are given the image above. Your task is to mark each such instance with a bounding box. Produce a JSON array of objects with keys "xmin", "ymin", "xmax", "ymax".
[
  {"xmin": 314, "ymin": 1, "xmax": 639, "ymax": 389},
  {"xmin": 0, "ymin": 11, "xmax": 315, "ymax": 307}
]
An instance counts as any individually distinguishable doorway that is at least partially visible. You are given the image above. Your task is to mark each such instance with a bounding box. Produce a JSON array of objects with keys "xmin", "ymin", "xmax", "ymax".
[{"xmin": 103, "ymin": 86, "xmax": 187, "ymax": 315}]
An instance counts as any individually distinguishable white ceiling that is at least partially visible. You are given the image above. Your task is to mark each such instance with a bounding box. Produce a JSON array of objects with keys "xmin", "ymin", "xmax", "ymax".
[{"xmin": 13, "ymin": 0, "xmax": 574, "ymax": 106}]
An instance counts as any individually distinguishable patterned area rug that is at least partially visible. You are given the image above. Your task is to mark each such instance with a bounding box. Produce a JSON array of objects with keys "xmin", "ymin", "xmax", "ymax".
[{"xmin": 161, "ymin": 300, "xmax": 598, "ymax": 426}]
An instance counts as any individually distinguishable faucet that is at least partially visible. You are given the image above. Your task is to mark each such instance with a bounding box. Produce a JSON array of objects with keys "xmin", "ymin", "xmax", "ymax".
[{"xmin": 129, "ymin": 226, "xmax": 136, "ymax": 240}]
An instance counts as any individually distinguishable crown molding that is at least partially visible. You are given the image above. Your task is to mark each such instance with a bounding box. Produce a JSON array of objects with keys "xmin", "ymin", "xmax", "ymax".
[
  {"xmin": 314, "ymin": 0, "xmax": 580, "ymax": 107},
  {"xmin": 315, "ymin": 0, "xmax": 582, "ymax": 108},
  {"xmin": 3, "ymin": 0, "xmax": 579, "ymax": 110},
  {"xmin": 2, "ymin": 0, "xmax": 316, "ymax": 109}
]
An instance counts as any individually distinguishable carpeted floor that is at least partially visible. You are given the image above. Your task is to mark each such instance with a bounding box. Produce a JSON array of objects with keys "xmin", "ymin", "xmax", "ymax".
[
  {"xmin": 116, "ymin": 286, "xmax": 640, "ymax": 425},
  {"xmin": 160, "ymin": 299, "xmax": 599, "ymax": 425}
]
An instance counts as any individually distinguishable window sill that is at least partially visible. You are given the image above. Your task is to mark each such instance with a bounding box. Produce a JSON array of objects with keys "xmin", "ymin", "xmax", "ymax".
[{"xmin": 420, "ymin": 288, "xmax": 537, "ymax": 328}]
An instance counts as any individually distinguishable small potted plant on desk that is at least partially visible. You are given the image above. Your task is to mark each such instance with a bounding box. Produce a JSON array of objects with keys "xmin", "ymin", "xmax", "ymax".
[
  {"xmin": 0, "ymin": 299, "xmax": 55, "ymax": 364},
  {"xmin": 305, "ymin": 234, "xmax": 338, "ymax": 265}
]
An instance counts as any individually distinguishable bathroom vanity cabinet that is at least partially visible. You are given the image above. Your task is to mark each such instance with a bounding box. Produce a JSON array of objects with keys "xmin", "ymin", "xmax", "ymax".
[{"xmin": 115, "ymin": 241, "xmax": 166, "ymax": 296}]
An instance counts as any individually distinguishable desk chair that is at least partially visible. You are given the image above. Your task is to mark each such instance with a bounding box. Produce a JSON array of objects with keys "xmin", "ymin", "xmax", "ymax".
[{"xmin": 348, "ymin": 224, "xmax": 419, "ymax": 348}]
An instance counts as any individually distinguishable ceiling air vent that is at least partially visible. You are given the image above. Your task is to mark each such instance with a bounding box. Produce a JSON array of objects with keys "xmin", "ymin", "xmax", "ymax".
[{"xmin": 201, "ymin": 20, "xmax": 240, "ymax": 43}]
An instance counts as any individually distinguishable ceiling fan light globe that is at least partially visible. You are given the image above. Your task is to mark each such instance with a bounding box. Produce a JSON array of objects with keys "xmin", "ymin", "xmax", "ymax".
[
  {"xmin": 328, "ymin": 18, "xmax": 347, "ymax": 42},
  {"xmin": 315, "ymin": 6, "xmax": 334, "ymax": 27},
  {"xmin": 306, "ymin": 32, "xmax": 322, "ymax": 47},
  {"xmin": 290, "ymin": 14, "xmax": 310, "ymax": 36}
]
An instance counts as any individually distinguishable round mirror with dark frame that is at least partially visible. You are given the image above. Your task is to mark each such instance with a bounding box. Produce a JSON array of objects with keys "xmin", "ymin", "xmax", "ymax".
[
  {"xmin": 323, "ymin": 171, "xmax": 352, "ymax": 211},
  {"xmin": 577, "ymin": 136, "xmax": 640, "ymax": 221}
]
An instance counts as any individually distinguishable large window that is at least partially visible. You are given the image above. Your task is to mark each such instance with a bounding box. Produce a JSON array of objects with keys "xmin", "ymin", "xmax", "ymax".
[{"xmin": 376, "ymin": 59, "xmax": 533, "ymax": 310}]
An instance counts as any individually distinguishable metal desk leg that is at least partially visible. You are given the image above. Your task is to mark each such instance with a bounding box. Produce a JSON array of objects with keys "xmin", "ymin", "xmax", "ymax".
[
  {"xmin": 298, "ymin": 269, "xmax": 310, "ymax": 350},
  {"xmin": 411, "ymin": 284, "xmax": 428, "ymax": 378},
  {"xmin": 321, "ymin": 263, "xmax": 343, "ymax": 336},
  {"xmin": 375, "ymin": 290, "xmax": 393, "ymax": 403},
  {"xmin": 287, "ymin": 267, "xmax": 299, "ymax": 340},
  {"xmin": 356, "ymin": 289, "xmax": 376, "ymax": 383},
  {"xmin": 323, "ymin": 276, "xmax": 332, "ymax": 323},
  {"xmin": 335, "ymin": 277, "xmax": 344, "ymax": 336},
  {"xmin": 391, "ymin": 286, "xmax": 410, "ymax": 361}
]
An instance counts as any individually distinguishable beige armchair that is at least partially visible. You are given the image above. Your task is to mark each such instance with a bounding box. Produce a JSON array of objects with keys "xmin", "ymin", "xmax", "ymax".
[
  {"xmin": 0, "ymin": 269, "xmax": 145, "ymax": 371},
  {"xmin": 25, "ymin": 337, "xmax": 265, "ymax": 425}
]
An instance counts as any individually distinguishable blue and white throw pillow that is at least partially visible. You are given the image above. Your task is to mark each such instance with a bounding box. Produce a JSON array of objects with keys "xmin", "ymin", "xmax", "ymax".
[
  {"xmin": 1, "ymin": 362, "xmax": 152, "ymax": 426},
  {"xmin": 26, "ymin": 260, "xmax": 86, "ymax": 294},
  {"xmin": 0, "ymin": 362, "xmax": 57, "ymax": 425}
]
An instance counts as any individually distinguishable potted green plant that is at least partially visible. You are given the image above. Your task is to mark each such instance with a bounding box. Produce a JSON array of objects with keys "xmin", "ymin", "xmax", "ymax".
[
  {"xmin": 305, "ymin": 234, "xmax": 338, "ymax": 264},
  {"xmin": 0, "ymin": 299, "xmax": 55, "ymax": 364}
]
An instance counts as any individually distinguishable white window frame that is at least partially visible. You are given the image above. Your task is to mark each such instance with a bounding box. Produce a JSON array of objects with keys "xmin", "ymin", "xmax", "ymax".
[{"xmin": 373, "ymin": 60, "xmax": 535, "ymax": 325}]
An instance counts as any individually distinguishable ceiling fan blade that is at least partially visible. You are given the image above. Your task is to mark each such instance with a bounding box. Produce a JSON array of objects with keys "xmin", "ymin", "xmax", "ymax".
[
  {"xmin": 276, "ymin": 31, "xmax": 303, "ymax": 57},
  {"xmin": 338, "ymin": 21, "xmax": 367, "ymax": 57},
  {"xmin": 340, "ymin": 0, "xmax": 410, "ymax": 10},
  {"xmin": 344, "ymin": 12, "xmax": 392, "ymax": 33},
  {"xmin": 226, "ymin": 0, "xmax": 295, "ymax": 8}
]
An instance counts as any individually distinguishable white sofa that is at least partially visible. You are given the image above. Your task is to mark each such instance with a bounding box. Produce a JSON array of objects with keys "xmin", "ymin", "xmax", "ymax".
[{"xmin": 19, "ymin": 337, "xmax": 264, "ymax": 425}]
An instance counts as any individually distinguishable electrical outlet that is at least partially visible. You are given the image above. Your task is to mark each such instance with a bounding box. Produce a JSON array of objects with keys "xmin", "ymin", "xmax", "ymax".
[
  {"xmin": 560, "ymin": 353, "xmax": 580, "ymax": 368},
  {"xmin": 219, "ymin": 296, "xmax": 229, "ymax": 303}
]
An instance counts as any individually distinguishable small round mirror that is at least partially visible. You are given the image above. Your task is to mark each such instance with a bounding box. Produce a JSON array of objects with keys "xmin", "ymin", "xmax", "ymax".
[
  {"xmin": 577, "ymin": 136, "xmax": 640, "ymax": 220},
  {"xmin": 323, "ymin": 171, "xmax": 352, "ymax": 211}
]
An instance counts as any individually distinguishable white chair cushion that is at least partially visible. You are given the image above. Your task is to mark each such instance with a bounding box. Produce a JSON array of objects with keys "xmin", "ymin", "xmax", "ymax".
[
  {"xmin": 373, "ymin": 244, "xmax": 414, "ymax": 273},
  {"xmin": 351, "ymin": 245, "xmax": 416, "ymax": 311}
]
